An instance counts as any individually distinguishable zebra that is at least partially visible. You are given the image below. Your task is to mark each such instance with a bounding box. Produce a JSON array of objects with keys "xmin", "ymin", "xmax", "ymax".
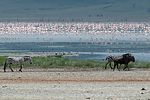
[
  {"xmin": 105, "ymin": 55, "xmax": 115, "ymax": 69},
  {"xmin": 4, "ymin": 56, "xmax": 32, "ymax": 72}
]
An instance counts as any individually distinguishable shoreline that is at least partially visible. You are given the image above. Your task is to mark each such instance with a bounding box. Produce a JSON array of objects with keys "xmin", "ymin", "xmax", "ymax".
[{"xmin": 0, "ymin": 52, "xmax": 150, "ymax": 61}]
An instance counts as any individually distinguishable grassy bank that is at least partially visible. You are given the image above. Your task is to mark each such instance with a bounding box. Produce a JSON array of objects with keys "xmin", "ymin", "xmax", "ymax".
[
  {"xmin": 32, "ymin": 56, "xmax": 106, "ymax": 68},
  {"xmin": 0, "ymin": 56, "xmax": 150, "ymax": 69}
]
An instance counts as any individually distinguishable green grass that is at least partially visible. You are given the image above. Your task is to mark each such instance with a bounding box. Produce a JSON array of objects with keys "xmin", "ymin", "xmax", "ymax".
[
  {"xmin": 0, "ymin": 56, "xmax": 6, "ymax": 66},
  {"xmin": 129, "ymin": 61, "xmax": 150, "ymax": 68},
  {"xmin": 0, "ymin": 56, "xmax": 150, "ymax": 69},
  {"xmin": 31, "ymin": 56, "xmax": 105, "ymax": 68}
]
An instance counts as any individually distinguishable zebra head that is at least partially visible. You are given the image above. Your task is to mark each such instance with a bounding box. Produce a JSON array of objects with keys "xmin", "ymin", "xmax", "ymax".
[{"xmin": 23, "ymin": 56, "xmax": 32, "ymax": 64}]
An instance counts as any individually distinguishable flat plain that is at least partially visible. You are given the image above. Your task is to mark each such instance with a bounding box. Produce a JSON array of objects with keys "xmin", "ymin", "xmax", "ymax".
[{"xmin": 0, "ymin": 68, "xmax": 150, "ymax": 100}]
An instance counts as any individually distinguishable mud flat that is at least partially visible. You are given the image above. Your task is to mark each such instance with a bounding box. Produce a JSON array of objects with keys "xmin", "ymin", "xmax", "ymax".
[{"xmin": 0, "ymin": 68, "xmax": 150, "ymax": 100}]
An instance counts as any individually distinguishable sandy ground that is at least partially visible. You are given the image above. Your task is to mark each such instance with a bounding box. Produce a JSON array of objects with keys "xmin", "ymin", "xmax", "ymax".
[{"xmin": 0, "ymin": 68, "xmax": 150, "ymax": 100}]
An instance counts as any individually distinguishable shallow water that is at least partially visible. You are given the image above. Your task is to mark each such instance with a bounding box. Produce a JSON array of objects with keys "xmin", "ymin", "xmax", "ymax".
[{"xmin": 0, "ymin": 42, "xmax": 149, "ymax": 61}]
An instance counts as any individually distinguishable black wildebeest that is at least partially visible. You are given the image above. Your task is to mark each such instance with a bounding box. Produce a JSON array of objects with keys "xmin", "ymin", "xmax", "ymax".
[{"xmin": 113, "ymin": 53, "xmax": 135, "ymax": 71}]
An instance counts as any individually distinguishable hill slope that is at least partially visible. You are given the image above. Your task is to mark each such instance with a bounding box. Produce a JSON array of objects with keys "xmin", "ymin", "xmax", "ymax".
[{"xmin": 0, "ymin": 0, "xmax": 150, "ymax": 22}]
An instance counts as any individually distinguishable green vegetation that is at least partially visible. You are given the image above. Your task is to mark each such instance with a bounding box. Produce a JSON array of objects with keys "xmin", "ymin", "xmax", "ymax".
[
  {"xmin": 29, "ymin": 56, "xmax": 106, "ymax": 68},
  {"xmin": 129, "ymin": 61, "xmax": 150, "ymax": 68},
  {"xmin": 0, "ymin": 56, "xmax": 150, "ymax": 69},
  {"xmin": 0, "ymin": 56, "xmax": 6, "ymax": 66}
]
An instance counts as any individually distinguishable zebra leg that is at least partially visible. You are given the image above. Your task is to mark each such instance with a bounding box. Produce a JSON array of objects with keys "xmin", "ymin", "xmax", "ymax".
[
  {"xmin": 110, "ymin": 63, "xmax": 113, "ymax": 69},
  {"xmin": 9, "ymin": 64, "xmax": 14, "ymax": 72},
  {"xmin": 113, "ymin": 63, "xmax": 116, "ymax": 71},
  {"xmin": 4, "ymin": 68, "xmax": 6, "ymax": 72},
  {"xmin": 4, "ymin": 66, "xmax": 6, "ymax": 72},
  {"xmin": 105, "ymin": 62, "xmax": 109, "ymax": 69},
  {"xmin": 4, "ymin": 62, "xmax": 7, "ymax": 72},
  {"xmin": 117, "ymin": 64, "xmax": 120, "ymax": 71},
  {"xmin": 105, "ymin": 62, "xmax": 113, "ymax": 69},
  {"xmin": 19, "ymin": 64, "xmax": 23, "ymax": 72},
  {"xmin": 3, "ymin": 60, "xmax": 8, "ymax": 72}
]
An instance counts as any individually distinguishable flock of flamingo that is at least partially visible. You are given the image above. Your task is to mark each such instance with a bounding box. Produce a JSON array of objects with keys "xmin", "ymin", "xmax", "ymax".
[{"xmin": 0, "ymin": 22, "xmax": 149, "ymax": 42}]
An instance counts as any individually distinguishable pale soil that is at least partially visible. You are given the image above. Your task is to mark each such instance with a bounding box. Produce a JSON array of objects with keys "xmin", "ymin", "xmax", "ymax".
[{"xmin": 0, "ymin": 68, "xmax": 150, "ymax": 100}]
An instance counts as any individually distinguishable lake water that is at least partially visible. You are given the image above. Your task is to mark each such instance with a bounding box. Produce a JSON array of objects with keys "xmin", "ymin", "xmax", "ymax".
[{"xmin": 0, "ymin": 42, "xmax": 150, "ymax": 61}]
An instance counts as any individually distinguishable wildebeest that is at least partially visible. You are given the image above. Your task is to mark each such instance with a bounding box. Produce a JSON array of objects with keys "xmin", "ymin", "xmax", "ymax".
[
  {"xmin": 113, "ymin": 53, "xmax": 135, "ymax": 71},
  {"xmin": 4, "ymin": 56, "xmax": 32, "ymax": 72},
  {"xmin": 105, "ymin": 53, "xmax": 135, "ymax": 71}
]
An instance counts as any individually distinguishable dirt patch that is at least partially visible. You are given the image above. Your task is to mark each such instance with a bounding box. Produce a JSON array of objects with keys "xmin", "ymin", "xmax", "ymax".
[
  {"xmin": 1, "ymin": 68, "xmax": 150, "ymax": 83},
  {"xmin": 0, "ymin": 68, "xmax": 150, "ymax": 100}
]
